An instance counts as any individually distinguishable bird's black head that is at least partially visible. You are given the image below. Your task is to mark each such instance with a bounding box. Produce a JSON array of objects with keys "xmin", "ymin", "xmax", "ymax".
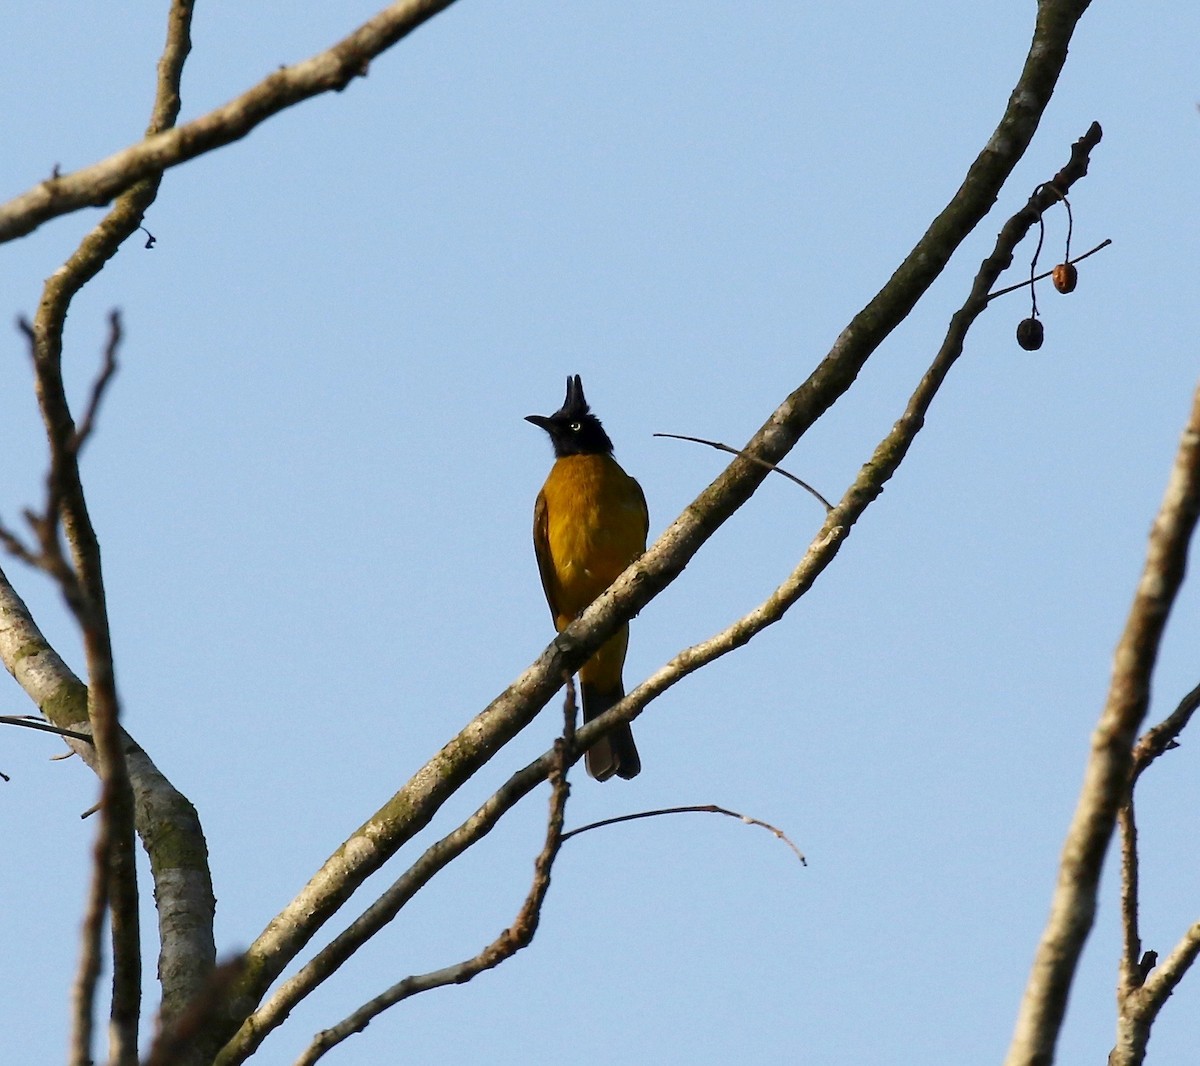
[{"xmin": 525, "ymin": 374, "xmax": 615, "ymax": 458}]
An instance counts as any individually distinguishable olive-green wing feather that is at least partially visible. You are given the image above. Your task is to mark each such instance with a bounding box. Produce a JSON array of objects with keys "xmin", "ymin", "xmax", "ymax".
[
  {"xmin": 532, "ymin": 489, "xmax": 562, "ymax": 625},
  {"xmin": 633, "ymin": 475, "xmax": 649, "ymax": 544}
]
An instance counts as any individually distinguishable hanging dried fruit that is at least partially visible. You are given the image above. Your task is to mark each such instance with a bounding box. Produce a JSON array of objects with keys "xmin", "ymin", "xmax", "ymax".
[
  {"xmin": 1016, "ymin": 317, "xmax": 1045, "ymax": 351},
  {"xmin": 1052, "ymin": 262, "xmax": 1078, "ymax": 294}
]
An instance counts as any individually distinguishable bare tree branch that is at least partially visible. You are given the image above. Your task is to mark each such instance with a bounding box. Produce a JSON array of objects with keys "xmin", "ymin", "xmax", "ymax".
[
  {"xmin": 70, "ymin": 823, "xmax": 109, "ymax": 1066},
  {"xmin": 0, "ymin": 561, "xmax": 216, "ymax": 1027},
  {"xmin": 0, "ymin": 0, "xmax": 459, "ymax": 244},
  {"xmin": 1108, "ymin": 677, "xmax": 1200, "ymax": 1064},
  {"xmin": 69, "ymin": 312, "xmax": 122, "ymax": 456},
  {"xmin": 1110, "ymin": 922, "xmax": 1200, "ymax": 1066},
  {"xmin": 10, "ymin": 313, "xmax": 145, "ymax": 1066},
  {"xmin": 1006, "ymin": 381, "xmax": 1200, "ymax": 1066}
]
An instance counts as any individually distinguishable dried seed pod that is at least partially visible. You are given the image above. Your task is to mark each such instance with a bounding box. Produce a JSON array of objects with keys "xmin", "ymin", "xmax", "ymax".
[
  {"xmin": 1052, "ymin": 262, "xmax": 1078, "ymax": 294},
  {"xmin": 1016, "ymin": 317, "xmax": 1044, "ymax": 351}
]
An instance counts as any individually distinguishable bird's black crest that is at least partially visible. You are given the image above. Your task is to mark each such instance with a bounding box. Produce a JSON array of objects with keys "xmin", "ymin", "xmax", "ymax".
[
  {"xmin": 526, "ymin": 374, "xmax": 615, "ymax": 457},
  {"xmin": 562, "ymin": 374, "xmax": 588, "ymax": 417}
]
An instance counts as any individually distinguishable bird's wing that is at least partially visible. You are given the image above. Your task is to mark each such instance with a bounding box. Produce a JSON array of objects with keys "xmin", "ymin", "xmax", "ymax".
[
  {"xmin": 532, "ymin": 489, "xmax": 563, "ymax": 624},
  {"xmin": 633, "ymin": 475, "xmax": 650, "ymax": 545}
]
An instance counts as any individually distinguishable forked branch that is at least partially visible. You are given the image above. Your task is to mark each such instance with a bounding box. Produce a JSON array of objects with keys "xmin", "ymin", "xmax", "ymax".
[{"xmin": 1006, "ymin": 382, "xmax": 1200, "ymax": 1066}]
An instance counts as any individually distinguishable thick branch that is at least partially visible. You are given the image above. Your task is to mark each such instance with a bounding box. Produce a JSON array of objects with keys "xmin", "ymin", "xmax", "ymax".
[{"xmin": 0, "ymin": 564, "xmax": 216, "ymax": 1042}]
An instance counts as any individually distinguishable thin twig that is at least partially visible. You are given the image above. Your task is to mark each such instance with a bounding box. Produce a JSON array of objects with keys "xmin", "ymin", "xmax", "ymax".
[
  {"xmin": 1131, "ymin": 679, "xmax": 1200, "ymax": 781},
  {"xmin": 70, "ymin": 312, "xmax": 121, "ymax": 454},
  {"xmin": 563, "ymin": 804, "xmax": 807, "ymax": 866},
  {"xmin": 71, "ymin": 823, "xmax": 110, "ymax": 1066},
  {"xmin": 0, "ymin": 714, "xmax": 94, "ymax": 744},
  {"xmin": 654, "ymin": 433, "xmax": 833, "ymax": 511},
  {"xmin": 1063, "ymin": 195, "xmax": 1074, "ymax": 262},
  {"xmin": 1117, "ymin": 797, "xmax": 1143, "ymax": 999},
  {"xmin": 1028, "ymin": 198, "xmax": 1046, "ymax": 319},
  {"xmin": 986, "ymin": 238, "xmax": 1111, "ymax": 301},
  {"xmin": 0, "ymin": 519, "xmax": 39, "ymax": 567}
]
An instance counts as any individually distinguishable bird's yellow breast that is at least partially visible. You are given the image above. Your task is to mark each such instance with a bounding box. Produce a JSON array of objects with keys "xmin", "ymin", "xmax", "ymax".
[{"xmin": 538, "ymin": 453, "xmax": 648, "ymax": 624}]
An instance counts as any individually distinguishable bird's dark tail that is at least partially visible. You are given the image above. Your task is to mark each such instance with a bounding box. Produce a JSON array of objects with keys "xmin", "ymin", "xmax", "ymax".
[{"xmin": 580, "ymin": 683, "xmax": 641, "ymax": 781}]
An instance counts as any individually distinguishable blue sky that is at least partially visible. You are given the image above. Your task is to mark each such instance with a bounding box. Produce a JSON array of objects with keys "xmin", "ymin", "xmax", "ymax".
[{"xmin": 2, "ymin": 4, "xmax": 1199, "ymax": 1063}]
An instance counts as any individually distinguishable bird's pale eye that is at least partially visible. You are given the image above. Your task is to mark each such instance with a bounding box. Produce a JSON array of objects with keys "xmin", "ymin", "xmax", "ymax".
[{"xmin": 569, "ymin": 421, "xmax": 582, "ymax": 432}]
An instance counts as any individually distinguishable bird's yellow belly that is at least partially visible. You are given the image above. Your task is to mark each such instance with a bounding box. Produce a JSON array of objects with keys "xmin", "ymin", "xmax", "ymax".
[{"xmin": 542, "ymin": 456, "xmax": 645, "ymax": 624}]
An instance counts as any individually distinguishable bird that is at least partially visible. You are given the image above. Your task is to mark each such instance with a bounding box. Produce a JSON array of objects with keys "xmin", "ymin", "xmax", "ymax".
[{"xmin": 526, "ymin": 375, "xmax": 648, "ymax": 780}]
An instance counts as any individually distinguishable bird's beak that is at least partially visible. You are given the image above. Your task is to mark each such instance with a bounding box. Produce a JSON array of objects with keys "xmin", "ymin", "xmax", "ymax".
[{"xmin": 524, "ymin": 414, "xmax": 553, "ymax": 431}]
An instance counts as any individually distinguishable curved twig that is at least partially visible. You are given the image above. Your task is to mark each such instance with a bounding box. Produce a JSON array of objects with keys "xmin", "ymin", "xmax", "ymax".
[
  {"xmin": 654, "ymin": 433, "xmax": 833, "ymax": 511},
  {"xmin": 563, "ymin": 804, "xmax": 807, "ymax": 866}
]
